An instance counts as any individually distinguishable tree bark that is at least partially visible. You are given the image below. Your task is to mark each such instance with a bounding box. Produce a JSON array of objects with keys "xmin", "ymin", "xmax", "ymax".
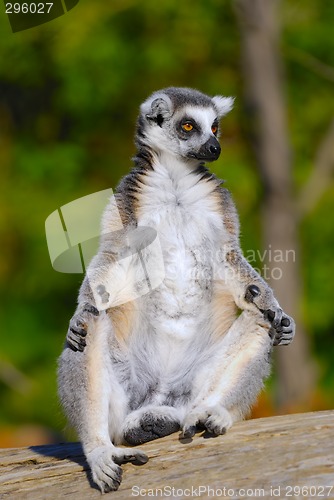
[{"xmin": 233, "ymin": 0, "xmax": 317, "ymax": 410}]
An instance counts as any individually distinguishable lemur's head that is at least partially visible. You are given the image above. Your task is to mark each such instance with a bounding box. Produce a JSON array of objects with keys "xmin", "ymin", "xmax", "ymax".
[{"xmin": 137, "ymin": 87, "xmax": 234, "ymax": 164}]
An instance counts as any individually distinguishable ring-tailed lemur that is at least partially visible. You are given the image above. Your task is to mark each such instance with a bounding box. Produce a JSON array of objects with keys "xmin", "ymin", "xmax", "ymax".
[{"xmin": 58, "ymin": 87, "xmax": 295, "ymax": 493}]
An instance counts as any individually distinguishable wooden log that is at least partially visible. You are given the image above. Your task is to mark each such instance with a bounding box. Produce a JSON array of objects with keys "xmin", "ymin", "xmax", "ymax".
[{"xmin": 0, "ymin": 411, "xmax": 334, "ymax": 499}]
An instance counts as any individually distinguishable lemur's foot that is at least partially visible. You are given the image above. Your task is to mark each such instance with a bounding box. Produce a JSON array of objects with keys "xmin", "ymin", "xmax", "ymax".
[
  {"xmin": 66, "ymin": 303, "xmax": 99, "ymax": 352},
  {"xmin": 86, "ymin": 446, "xmax": 122, "ymax": 493},
  {"xmin": 182, "ymin": 405, "xmax": 232, "ymax": 439},
  {"xmin": 86, "ymin": 445, "xmax": 148, "ymax": 493},
  {"xmin": 124, "ymin": 412, "xmax": 180, "ymax": 445}
]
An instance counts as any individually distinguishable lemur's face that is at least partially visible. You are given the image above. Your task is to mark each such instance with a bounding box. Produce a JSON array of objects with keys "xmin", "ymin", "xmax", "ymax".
[
  {"xmin": 139, "ymin": 89, "xmax": 234, "ymax": 165},
  {"xmin": 171, "ymin": 105, "xmax": 221, "ymax": 162}
]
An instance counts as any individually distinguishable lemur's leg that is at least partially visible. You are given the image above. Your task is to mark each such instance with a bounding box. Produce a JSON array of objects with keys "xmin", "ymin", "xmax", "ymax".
[
  {"xmin": 182, "ymin": 310, "xmax": 273, "ymax": 438},
  {"xmin": 58, "ymin": 312, "xmax": 148, "ymax": 493}
]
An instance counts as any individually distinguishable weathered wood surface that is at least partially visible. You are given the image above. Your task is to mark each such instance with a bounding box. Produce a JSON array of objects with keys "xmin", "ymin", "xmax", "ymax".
[{"xmin": 0, "ymin": 411, "xmax": 334, "ymax": 499}]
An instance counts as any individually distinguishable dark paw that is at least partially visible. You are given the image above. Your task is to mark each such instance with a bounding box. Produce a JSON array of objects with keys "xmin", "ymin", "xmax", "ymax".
[
  {"xmin": 113, "ymin": 451, "xmax": 148, "ymax": 466},
  {"xmin": 263, "ymin": 306, "xmax": 283, "ymax": 329},
  {"xmin": 101, "ymin": 468, "xmax": 122, "ymax": 493},
  {"xmin": 124, "ymin": 414, "xmax": 180, "ymax": 445},
  {"xmin": 66, "ymin": 303, "xmax": 99, "ymax": 352},
  {"xmin": 269, "ymin": 314, "xmax": 295, "ymax": 346},
  {"xmin": 99, "ymin": 467, "xmax": 122, "ymax": 493},
  {"xmin": 181, "ymin": 425, "xmax": 197, "ymax": 439},
  {"xmin": 245, "ymin": 285, "xmax": 261, "ymax": 303},
  {"xmin": 205, "ymin": 420, "xmax": 227, "ymax": 437},
  {"xmin": 245, "ymin": 285, "xmax": 285, "ymax": 329},
  {"xmin": 83, "ymin": 303, "xmax": 99, "ymax": 316}
]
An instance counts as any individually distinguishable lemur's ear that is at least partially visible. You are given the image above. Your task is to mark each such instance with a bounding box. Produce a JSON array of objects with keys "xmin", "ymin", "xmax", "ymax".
[
  {"xmin": 148, "ymin": 98, "xmax": 171, "ymax": 119},
  {"xmin": 211, "ymin": 96, "xmax": 234, "ymax": 118},
  {"xmin": 140, "ymin": 93, "xmax": 172, "ymax": 124}
]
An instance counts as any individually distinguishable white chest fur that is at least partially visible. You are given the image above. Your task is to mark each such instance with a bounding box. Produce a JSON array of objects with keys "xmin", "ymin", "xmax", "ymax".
[
  {"xmin": 137, "ymin": 154, "xmax": 224, "ymax": 237},
  {"xmin": 136, "ymin": 155, "xmax": 225, "ymax": 344}
]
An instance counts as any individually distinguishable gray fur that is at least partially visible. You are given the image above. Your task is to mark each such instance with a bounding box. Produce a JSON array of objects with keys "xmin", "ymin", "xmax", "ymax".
[{"xmin": 58, "ymin": 87, "xmax": 295, "ymax": 493}]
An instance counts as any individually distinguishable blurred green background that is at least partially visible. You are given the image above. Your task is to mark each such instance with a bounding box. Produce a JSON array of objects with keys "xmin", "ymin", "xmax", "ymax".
[{"xmin": 0, "ymin": 0, "xmax": 333, "ymax": 447}]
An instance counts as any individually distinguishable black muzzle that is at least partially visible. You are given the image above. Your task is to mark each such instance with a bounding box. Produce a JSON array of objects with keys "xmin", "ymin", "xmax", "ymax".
[{"xmin": 190, "ymin": 137, "xmax": 221, "ymax": 162}]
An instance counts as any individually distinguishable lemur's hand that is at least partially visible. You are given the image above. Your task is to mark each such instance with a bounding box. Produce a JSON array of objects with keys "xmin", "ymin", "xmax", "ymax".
[
  {"xmin": 245, "ymin": 285, "xmax": 295, "ymax": 346},
  {"xmin": 245, "ymin": 284, "xmax": 282, "ymax": 325},
  {"xmin": 66, "ymin": 303, "xmax": 99, "ymax": 352},
  {"xmin": 269, "ymin": 313, "xmax": 295, "ymax": 346}
]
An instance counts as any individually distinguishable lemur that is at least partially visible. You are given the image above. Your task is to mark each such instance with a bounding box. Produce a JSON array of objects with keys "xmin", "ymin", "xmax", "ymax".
[{"xmin": 58, "ymin": 87, "xmax": 295, "ymax": 493}]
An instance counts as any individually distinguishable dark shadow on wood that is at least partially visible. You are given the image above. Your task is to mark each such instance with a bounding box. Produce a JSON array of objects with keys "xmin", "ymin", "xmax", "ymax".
[{"xmin": 29, "ymin": 442, "xmax": 98, "ymax": 491}]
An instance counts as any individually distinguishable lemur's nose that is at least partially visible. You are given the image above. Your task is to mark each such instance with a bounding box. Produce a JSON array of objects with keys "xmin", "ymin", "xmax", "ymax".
[
  {"xmin": 204, "ymin": 137, "xmax": 221, "ymax": 160},
  {"xmin": 209, "ymin": 144, "xmax": 220, "ymax": 155},
  {"xmin": 191, "ymin": 136, "xmax": 221, "ymax": 162}
]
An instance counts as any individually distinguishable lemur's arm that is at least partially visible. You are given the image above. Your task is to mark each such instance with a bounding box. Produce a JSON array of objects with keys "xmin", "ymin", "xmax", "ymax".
[
  {"xmin": 66, "ymin": 252, "xmax": 115, "ymax": 352},
  {"xmin": 66, "ymin": 192, "xmax": 135, "ymax": 351},
  {"xmin": 219, "ymin": 188, "xmax": 295, "ymax": 345}
]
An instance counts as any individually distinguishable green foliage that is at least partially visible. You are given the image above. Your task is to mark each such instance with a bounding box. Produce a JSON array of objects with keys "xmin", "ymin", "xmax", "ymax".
[{"xmin": 0, "ymin": 0, "xmax": 333, "ymax": 440}]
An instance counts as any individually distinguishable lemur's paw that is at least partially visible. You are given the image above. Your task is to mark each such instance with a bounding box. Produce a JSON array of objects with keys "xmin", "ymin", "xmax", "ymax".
[
  {"xmin": 124, "ymin": 412, "xmax": 180, "ymax": 446},
  {"xmin": 86, "ymin": 445, "xmax": 123, "ymax": 493},
  {"xmin": 182, "ymin": 405, "xmax": 232, "ymax": 438},
  {"xmin": 112, "ymin": 447, "xmax": 148, "ymax": 466},
  {"xmin": 245, "ymin": 285, "xmax": 283, "ymax": 329},
  {"xmin": 270, "ymin": 313, "xmax": 295, "ymax": 346},
  {"xmin": 205, "ymin": 408, "xmax": 233, "ymax": 436},
  {"xmin": 244, "ymin": 285, "xmax": 295, "ymax": 345},
  {"xmin": 66, "ymin": 303, "xmax": 99, "ymax": 352}
]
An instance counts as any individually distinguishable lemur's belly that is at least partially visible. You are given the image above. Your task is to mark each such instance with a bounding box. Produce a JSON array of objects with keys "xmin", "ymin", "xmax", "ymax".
[
  {"xmin": 137, "ymin": 202, "xmax": 224, "ymax": 341},
  {"xmin": 146, "ymin": 242, "xmax": 212, "ymax": 340}
]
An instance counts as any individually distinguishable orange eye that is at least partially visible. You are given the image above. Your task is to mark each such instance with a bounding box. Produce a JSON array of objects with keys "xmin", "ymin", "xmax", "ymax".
[
  {"xmin": 182, "ymin": 123, "xmax": 193, "ymax": 132},
  {"xmin": 211, "ymin": 125, "xmax": 218, "ymax": 135}
]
